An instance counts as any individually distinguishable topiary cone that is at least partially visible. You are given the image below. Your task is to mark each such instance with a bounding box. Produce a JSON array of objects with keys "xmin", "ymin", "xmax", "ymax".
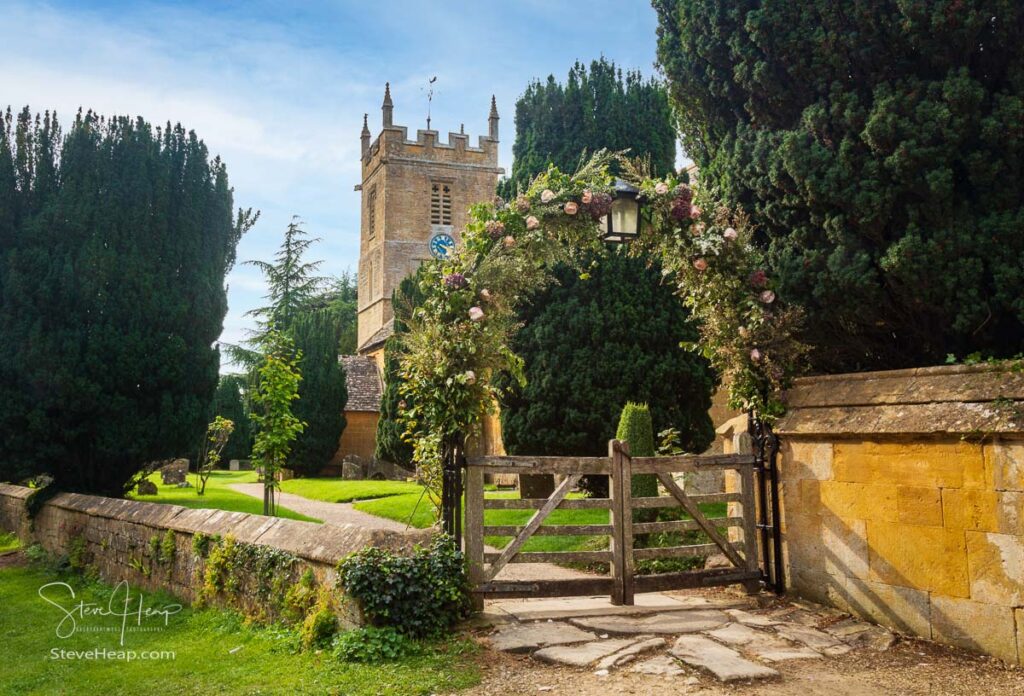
[{"xmin": 615, "ymin": 402, "xmax": 658, "ymax": 499}]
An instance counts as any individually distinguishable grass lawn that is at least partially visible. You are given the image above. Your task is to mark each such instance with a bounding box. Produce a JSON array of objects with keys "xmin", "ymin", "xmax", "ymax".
[
  {"xmin": 0, "ymin": 562, "xmax": 480, "ymax": 696},
  {"xmin": 280, "ymin": 478, "xmax": 424, "ymax": 504},
  {"xmin": 0, "ymin": 531, "xmax": 19, "ymax": 553},
  {"xmin": 132, "ymin": 471, "xmax": 320, "ymax": 524},
  {"xmin": 353, "ymin": 489, "xmax": 728, "ymax": 554}
]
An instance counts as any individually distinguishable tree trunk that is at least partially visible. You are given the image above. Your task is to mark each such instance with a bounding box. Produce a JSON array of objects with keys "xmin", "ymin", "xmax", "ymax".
[{"xmin": 518, "ymin": 474, "xmax": 555, "ymax": 499}]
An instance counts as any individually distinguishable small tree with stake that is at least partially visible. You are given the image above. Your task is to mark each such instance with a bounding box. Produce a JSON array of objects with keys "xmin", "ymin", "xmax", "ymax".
[
  {"xmin": 195, "ymin": 416, "xmax": 234, "ymax": 496},
  {"xmin": 250, "ymin": 331, "xmax": 305, "ymax": 516}
]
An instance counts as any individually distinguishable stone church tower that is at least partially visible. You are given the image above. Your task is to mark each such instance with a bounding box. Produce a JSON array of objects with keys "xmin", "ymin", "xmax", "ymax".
[{"xmin": 356, "ymin": 83, "xmax": 504, "ymax": 362}]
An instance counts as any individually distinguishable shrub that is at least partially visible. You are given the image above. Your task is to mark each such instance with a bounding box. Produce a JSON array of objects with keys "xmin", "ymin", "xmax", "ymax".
[
  {"xmin": 336, "ymin": 535, "xmax": 471, "ymax": 639},
  {"xmin": 299, "ymin": 588, "xmax": 339, "ymax": 650},
  {"xmin": 333, "ymin": 627, "xmax": 421, "ymax": 663}
]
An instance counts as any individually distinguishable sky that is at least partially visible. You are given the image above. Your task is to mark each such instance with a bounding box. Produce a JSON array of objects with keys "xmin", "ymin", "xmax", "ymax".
[{"xmin": 0, "ymin": 0, "xmax": 669, "ymax": 370}]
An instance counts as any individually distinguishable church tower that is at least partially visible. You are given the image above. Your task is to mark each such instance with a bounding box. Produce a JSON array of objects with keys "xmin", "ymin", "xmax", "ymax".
[{"xmin": 356, "ymin": 84, "xmax": 504, "ymax": 362}]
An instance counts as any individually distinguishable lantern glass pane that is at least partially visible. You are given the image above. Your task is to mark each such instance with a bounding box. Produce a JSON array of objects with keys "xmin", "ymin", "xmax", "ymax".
[{"xmin": 610, "ymin": 197, "xmax": 639, "ymax": 237}]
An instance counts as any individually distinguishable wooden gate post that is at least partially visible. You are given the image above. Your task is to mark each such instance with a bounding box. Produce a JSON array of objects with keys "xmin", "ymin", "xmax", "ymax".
[
  {"xmin": 609, "ymin": 439, "xmax": 635, "ymax": 606},
  {"xmin": 464, "ymin": 462, "xmax": 485, "ymax": 611}
]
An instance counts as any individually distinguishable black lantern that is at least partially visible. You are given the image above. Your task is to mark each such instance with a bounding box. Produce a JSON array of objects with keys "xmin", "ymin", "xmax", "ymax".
[{"xmin": 600, "ymin": 178, "xmax": 642, "ymax": 243}]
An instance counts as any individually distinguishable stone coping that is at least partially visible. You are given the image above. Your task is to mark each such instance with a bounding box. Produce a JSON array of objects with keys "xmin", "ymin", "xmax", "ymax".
[
  {"xmin": 0, "ymin": 483, "xmax": 432, "ymax": 565},
  {"xmin": 777, "ymin": 363, "xmax": 1024, "ymax": 437}
]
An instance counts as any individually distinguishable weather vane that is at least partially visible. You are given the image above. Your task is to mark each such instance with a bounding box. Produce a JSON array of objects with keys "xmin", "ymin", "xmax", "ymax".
[{"xmin": 424, "ymin": 76, "xmax": 437, "ymax": 130}]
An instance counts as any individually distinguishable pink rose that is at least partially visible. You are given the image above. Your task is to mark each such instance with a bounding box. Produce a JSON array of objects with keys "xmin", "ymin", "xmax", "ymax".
[
  {"xmin": 540, "ymin": 189, "xmax": 555, "ymax": 203},
  {"xmin": 464, "ymin": 370, "xmax": 477, "ymax": 385},
  {"xmin": 503, "ymin": 235, "xmax": 516, "ymax": 248},
  {"xmin": 655, "ymin": 182, "xmax": 669, "ymax": 195},
  {"xmin": 581, "ymin": 189, "xmax": 593, "ymax": 204},
  {"xmin": 689, "ymin": 205, "xmax": 702, "ymax": 219},
  {"xmin": 526, "ymin": 215, "xmax": 540, "ymax": 230},
  {"xmin": 760, "ymin": 290, "xmax": 776, "ymax": 304},
  {"xmin": 750, "ymin": 348, "xmax": 762, "ymax": 362},
  {"xmin": 693, "ymin": 258, "xmax": 708, "ymax": 271},
  {"xmin": 468, "ymin": 306, "xmax": 484, "ymax": 322},
  {"xmin": 749, "ymin": 270, "xmax": 768, "ymax": 288},
  {"xmin": 564, "ymin": 201, "xmax": 578, "ymax": 215},
  {"xmin": 480, "ymin": 288, "xmax": 491, "ymax": 301},
  {"xmin": 723, "ymin": 227, "xmax": 738, "ymax": 241},
  {"xmin": 515, "ymin": 195, "xmax": 530, "ymax": 213}
]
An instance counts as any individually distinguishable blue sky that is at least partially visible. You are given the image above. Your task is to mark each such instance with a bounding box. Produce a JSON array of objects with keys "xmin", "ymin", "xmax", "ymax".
[{"xmin": 0, "ymin": 1, "xmax": 669, "ymax": 369}]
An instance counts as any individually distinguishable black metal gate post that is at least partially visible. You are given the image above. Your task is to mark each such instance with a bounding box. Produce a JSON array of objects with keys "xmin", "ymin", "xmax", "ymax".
[
  {"xmin": 749, "ymin": 413, "xmax": 785, "ymax": 595},
  {"xmin": 441, "ymin": 433, "xmax": 464, "ymax": 545}
]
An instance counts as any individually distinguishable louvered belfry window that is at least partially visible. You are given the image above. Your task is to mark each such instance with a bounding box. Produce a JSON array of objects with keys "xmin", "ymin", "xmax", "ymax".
[{"xmin": 430, "ymin": 182, "xmax": 452, "ymax": 225}]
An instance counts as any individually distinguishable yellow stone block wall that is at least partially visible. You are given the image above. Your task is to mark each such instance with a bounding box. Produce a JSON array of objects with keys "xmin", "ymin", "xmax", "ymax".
[
  {"xmin": 774, "ymin": 364, "xmax": 1024, "ymax": 664},
  {"xmin": 331, "ymin": 411, "xmax": 380, "ymax": 464}
]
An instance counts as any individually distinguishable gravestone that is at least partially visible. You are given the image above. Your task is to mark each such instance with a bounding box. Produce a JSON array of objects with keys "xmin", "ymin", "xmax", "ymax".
[
  {"xmin": 136, "ymin": 480, "xmax": 158, "ymax": 496},
  {"xmin": 159, "ymin": 459, "xmax": 189, "ymax": 485}
]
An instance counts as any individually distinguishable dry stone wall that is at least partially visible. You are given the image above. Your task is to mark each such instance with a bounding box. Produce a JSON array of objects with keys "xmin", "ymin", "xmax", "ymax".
[{"xmin": 0, "ymin": 483, "xmax": 432, "ymax": 608}]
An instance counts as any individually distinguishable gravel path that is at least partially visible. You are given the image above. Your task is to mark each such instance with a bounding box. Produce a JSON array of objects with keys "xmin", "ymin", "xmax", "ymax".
[
  {"xmin": 229, "ymin": 482, "xmax": 591, "ymax": 582},
  {"xmin": 230, "ymin": 482, "xmax": 410, "ymax": 531}
]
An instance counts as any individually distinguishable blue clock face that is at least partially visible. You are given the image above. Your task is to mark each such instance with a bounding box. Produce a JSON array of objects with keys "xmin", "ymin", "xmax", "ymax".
[{"xmin": 429, "ymin": 232, "xmax": 456, "ymax": 259}]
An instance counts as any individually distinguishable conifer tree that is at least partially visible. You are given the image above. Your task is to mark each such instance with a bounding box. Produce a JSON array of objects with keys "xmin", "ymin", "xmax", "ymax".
[
  {"xmin": 0, "ymin": 107, "xmax": 255, "ymax": 495},
  {"xmin": 374, "ymin": 269, "xmax": 427, "ymax": 468},
  {"xmin": 499, "ymin": 58, "xmax": 676, "ymax": 197},
  {"xmin": 499, "ymin": 251, "xmax": 716, "ymax": 464},
  {"xmin": 237, "ymin": 220, "xmax": 348, "ymax": 476},
  {"xmin": 211, "ymin": 374, "xmax": 253, "ymax": 463},
  {"xmin": 654, "ymin": 0, "xmax": 1024, "ymax": 370}
]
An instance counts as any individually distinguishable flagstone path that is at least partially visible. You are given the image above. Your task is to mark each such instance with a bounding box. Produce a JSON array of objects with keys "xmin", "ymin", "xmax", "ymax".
[{"xmin": 476, "ymin": 594, "xmax": 899, "ymax": 686}]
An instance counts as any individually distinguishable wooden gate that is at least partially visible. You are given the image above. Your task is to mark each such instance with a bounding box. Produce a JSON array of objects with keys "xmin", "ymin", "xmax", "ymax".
[{"xmin": 463, "ymin": 436, "xmax": 775, "ymax": 605}]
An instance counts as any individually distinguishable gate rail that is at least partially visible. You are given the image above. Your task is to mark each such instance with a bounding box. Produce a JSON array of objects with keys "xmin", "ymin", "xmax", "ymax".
[{"xmin": 463, "ymin": 435, "xmax": 772, "ymax": 605}]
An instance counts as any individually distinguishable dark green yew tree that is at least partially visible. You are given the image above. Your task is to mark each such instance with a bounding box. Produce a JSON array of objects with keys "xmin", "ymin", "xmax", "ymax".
[
  {"xmin": 375, "ymin": 269, "xmax": 427, "ymax": 468},
  {"xmin": 0, "ymin": 107, "xmax": 255, "ymax": 495},
  {"xmin": 654, "ymin": 0, "xmax": 1024, "ymax": 371},
  {"xmin": 499, "ymin": 57, "xmax": 676, "ymax": 197},
  {"xmin": 290, "ymin": 309, "xmax": 347, "ymax": 476},
  {"xmin": 210, "ymin": 374, "xmax": 253, "ymax": 463},
  {"xmin": 499, "ymin": 251, "xmax": 716, "ymax": 460}
]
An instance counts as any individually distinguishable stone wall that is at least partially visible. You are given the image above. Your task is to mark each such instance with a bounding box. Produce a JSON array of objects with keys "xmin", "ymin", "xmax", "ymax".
[
  {"xmin": 331, "ymin": 411, "xmax": 380, "ymax": 464},
  {"xmin": 773, "ymin": 363, "xmax": 1024, "ymax": 663},
  {"xmin": 0, "ymin": 483, "xmax": 432, "ymax": 608}
]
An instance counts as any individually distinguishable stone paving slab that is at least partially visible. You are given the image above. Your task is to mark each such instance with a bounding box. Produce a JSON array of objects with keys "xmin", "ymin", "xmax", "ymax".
[
  {"xmin": 774, "ymin": 623, "xmax": 847, "ymax": 652},
  {"xmin": 706, "ymin": 621, "xmax": 823, "ymax": 662},
  {"xmin": 490, "ymin": 593, "xmax": 689, "ymax": 621},
  {"xmin": 533, "ymin": 638, "xmax": 641, "ymax": 667},
  {"xmin": 489, "ymin": 622, "xmax": 597, "ymax": 653},
  {"xmin": 594, "ymin": 637, "xmax": 666, "ymax": 671},
  {"xmin": 725, "ymin": 608, "xmax": 783, "ymax": 627},
  {"xmin": 569, "ymin": 609, "xmax": 730, "ymax": 635},
  {"xmin": 631, "ymin": 654, "xmax": 690, "ymax": 677},
  {"xmin": 670, "ymin": 635, "xmax": 780, "ymax": 682}
]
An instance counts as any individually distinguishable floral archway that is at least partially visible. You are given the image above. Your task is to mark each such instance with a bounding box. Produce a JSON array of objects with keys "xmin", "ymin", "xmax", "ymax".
[{"xmin": 396, "ymin": 151, "xmax": 804, "ymax": 494}]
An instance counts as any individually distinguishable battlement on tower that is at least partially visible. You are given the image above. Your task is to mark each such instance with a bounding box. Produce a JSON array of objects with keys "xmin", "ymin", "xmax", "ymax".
[{"xmin": 356, "ymin": 84, "xmax": 503, "ymax": 355}]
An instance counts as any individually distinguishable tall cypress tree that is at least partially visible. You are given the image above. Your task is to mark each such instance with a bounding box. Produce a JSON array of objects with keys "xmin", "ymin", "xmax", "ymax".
[
  {"xmin": 0, "ymin": 107, "xmax": 255, "ymax": 495},
  {"xmin": 499, "ymin": 58, "xmax": 676, "ymax": 197}
]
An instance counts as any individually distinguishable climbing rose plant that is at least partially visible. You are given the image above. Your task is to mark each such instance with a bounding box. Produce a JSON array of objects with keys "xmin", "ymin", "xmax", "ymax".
[{"xmin": 397, "ymin": 151, "xmax": 805, "ymax": 493}]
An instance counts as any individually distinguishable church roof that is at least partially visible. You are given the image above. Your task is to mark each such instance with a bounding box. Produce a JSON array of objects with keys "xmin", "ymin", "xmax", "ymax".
[
  {"xmin": 341, "ymin": 355, "xmax": 382, "ymax": 412},
  {"xmin": 357, "ymin": 319, "xmax": 395, "ymax": 354}
]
